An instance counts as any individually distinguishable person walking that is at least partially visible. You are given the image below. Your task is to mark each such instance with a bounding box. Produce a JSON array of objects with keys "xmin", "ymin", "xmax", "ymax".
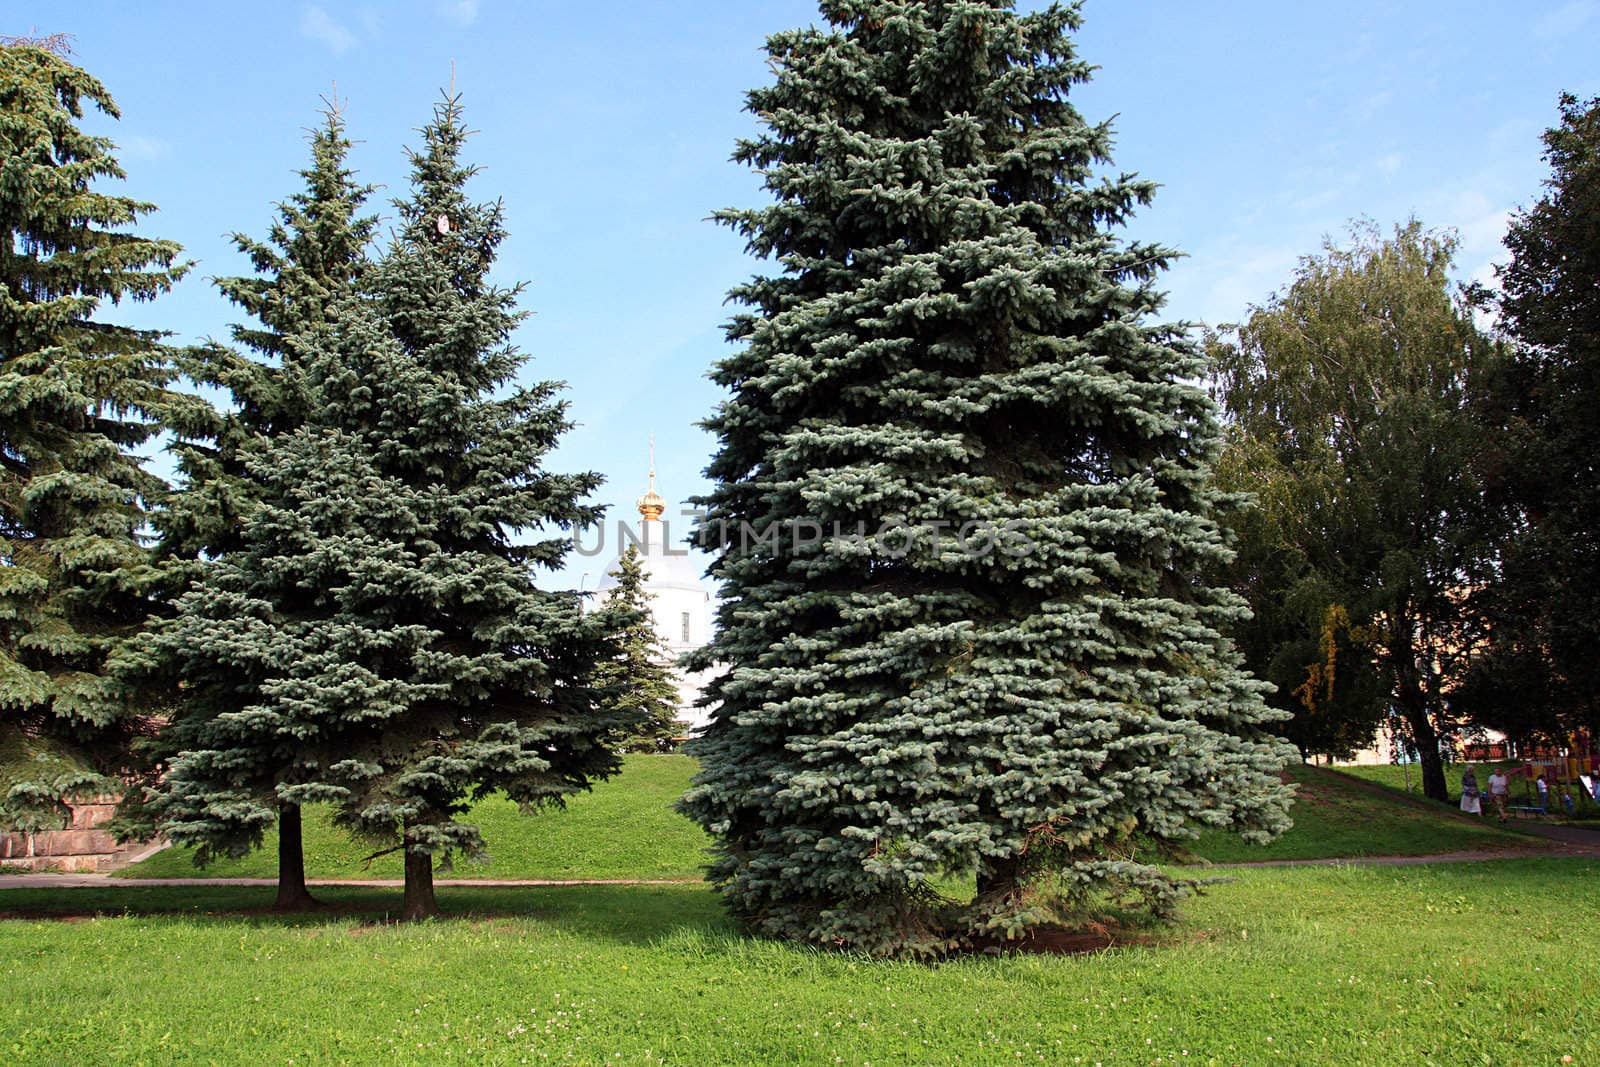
[
  {"xmin": 1460, "ymin": 766, "xmax": 1482, "ymax": 815},
  {"xmin": 1488, "ymin": 768, "xmax": 1510, "ymax": 822}
]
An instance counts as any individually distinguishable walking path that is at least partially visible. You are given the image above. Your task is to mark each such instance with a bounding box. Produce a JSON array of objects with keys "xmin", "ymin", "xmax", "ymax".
[
  {"xmin": 1515, "ymin": 821, "xmax": 1600, "ymax": 849},
  {"xmin": 0, "ymin": 873, "xmax": 699, "ymax": 890}
]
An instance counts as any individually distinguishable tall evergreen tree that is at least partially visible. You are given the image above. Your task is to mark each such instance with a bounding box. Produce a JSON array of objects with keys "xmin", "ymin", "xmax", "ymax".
[
  {"xmin": 151, "ymin": 95, "xmax": 625, "ymax": 920},
  {"xmin": 682, "ymin": 1, "xmax": 1293, "ymax": 956},
  {"xmin": 161, "ymin": 99, "xmax": 378, "ymax": 559},
  {"xmin": 141, "ymin": 102, "xmax": 377, "ymax": 909},
  {"xmin": 1467, "ymin": 94, "xmax": 1600, "ymax": 745},
  {"xmin": 0, "ymin": 38, "xmax": 198, "ymax": 829},
  {"xmin": 596, "ymin": 547, "xmax": 682, "ymax": 753}
]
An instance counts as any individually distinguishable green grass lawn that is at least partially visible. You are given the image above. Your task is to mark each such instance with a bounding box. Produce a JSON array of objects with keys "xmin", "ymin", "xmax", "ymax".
[
  {"xmin": 118, "ymin": 754, "xmax": 712, "ymax": 882},
  {"xmin": 117, "ymin": 756, "xmax": 1543, "ymax": 883},
  {"xmin": 4, "ymin": 860, "xmax": 1597, "ymax": 1064}
]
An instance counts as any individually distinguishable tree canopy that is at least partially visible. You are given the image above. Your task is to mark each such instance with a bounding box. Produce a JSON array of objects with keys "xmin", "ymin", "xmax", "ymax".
[
  {"xmin": 1210, "ymin": 220, "xmax": 1500, "ymax": 799},
  {"xmin": 1463, "ymin": 93, "xmax": 1600, "ymax": 748}
]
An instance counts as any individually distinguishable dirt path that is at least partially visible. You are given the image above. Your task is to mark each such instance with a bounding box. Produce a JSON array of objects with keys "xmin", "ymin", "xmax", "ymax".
[
  {"xmin": 0, "ymin": 873, "xmax": 701, "ymax": 890},
  {"xmin": 1209, "ymin": 844, "xmax": 1600, "ymax": 868}
]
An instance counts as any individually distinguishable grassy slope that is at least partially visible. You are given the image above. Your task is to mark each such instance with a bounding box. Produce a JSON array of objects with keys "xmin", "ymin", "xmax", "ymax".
[
  {"xmin": 4, "ymin": 861, "xmax": 1598, "ymax": 1064},
  {"xmin": 118, "ymin": 756, "xmax": 1541, "ymax": 881},
  {"xmin": 119, "ymin": 754, "xmax": 712, "ymax": 881},
  {"xmin": 1338, "ymin": 761, "xmax": 1600, "ymax": 816},
  {"xmin": 1190, "ymin": 764, "xmax": 1538, "ymax": 863},
  {"xmin": 1335, "ymin": 761, "xmax": 1518, "ymax": 802}
]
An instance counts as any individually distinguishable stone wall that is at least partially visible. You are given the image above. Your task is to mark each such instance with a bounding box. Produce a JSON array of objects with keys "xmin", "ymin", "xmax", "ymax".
[{"xmin": 0, "ymin": 797, "xmax": 158, "ymax": 872}]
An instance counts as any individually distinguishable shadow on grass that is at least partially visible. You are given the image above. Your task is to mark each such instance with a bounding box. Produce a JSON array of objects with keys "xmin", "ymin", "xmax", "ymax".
[{"xmin": 0, "ymin": 881, "xmax": 733, "ymax": 947}]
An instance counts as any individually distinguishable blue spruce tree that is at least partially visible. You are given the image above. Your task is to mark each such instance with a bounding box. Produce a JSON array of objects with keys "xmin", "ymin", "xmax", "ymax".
[
  {"xmin": 682, "ymin": 0, "xmax": 1295, "ymax": 955},
  {"xmin": 0, "ymin": 37, "xmax": 203, "ymax": 830},
  {"xmin": 142, "ymin": 101, "xmax": 377, "ymax": 909},
  {"xmin": 151, "ymin": 95, "xmax": 627, "ymax": 919}
]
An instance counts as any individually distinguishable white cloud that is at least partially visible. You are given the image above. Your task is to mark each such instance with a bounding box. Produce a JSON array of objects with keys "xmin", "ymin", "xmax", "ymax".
[
  {"xmin": 299, "ymin": 5, "xmax": 358, "ymax": 54},
  {"xmin": 1534, "ymin": 1, "xmax": 1597, "ymax": 39},
  {"xmin": 1346, "ymin": 90, "xmax": 1394, "ymax": 125},
  {"xmin": 117, "ymin": 134, "xmax": 169, "ymax": 161},
  {"xmin": 437, "ymin": 0, "xmax": 480, "ymax": 26}
]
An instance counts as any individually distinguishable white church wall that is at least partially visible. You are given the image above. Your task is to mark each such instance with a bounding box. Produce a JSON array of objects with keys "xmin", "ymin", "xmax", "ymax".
[{"xmin": 590, "ymin": 473, "xmax": 720, "ymax": 736}]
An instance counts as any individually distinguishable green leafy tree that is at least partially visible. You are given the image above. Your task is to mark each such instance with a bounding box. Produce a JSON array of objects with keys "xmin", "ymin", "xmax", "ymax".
[
  {"xmin": 149, "ymin": 95, "xmax": 625, "ymax": 920},
  {"xmin": 1210, "ymin": 221, "xmax": 1500, "ymax": 801},
  {"xmin": 1465, "ymin": 93, "xmax": 1600, "ymax": 745},
  {"xmin": 139, "ymin": 101, "xmax": 377, "ymax": 909},
  {"xmin": 595, "ymin": 547, "xmax": 682, "ymax": 753},
  {"xmin": 0, "ymin": 37, "xmax": 199, "ymax": 830},
  {"xmin": 682, "ymin": 0, "xmax": 1294, "ymax": 956},
  {"xmin": 1211, "ymin": 436, "xmax": 1390, "ymax": 763}
]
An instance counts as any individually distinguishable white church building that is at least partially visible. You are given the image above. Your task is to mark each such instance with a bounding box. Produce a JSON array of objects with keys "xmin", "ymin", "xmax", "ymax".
[{"xmin": 592, "ymin": 464, "xmax": 719, "ymax": 734}]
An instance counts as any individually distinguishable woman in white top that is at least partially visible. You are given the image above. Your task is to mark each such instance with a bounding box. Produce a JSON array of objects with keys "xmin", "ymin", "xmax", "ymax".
[{"xmin": 1487, "ymin": 770, "xmax": 1510, "ymax": 822}]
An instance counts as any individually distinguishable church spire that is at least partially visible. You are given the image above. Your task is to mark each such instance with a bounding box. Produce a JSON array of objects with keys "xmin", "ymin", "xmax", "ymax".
[{"xmin": 637, "ymin": 433, "xmax": 666, "ymax": 521}]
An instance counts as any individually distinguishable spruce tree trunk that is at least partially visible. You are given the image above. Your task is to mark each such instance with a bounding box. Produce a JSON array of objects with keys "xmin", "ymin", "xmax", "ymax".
[
  {"xmin": 401, "ymin": 827, "xmax": 438, "ymax": 921},
  {"xmin": 976, "ymin": 852, "xmax": 1022, "ymax": 900},
  {"xmin": 273, "ymin": 803, "xmax": 318, "ymax": 910}
]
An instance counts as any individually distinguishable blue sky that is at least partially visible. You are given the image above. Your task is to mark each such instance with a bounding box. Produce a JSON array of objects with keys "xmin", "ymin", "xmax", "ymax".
[{"xmin": 20, "ymin": 1, "xmax": 1600, "ymax": 589}]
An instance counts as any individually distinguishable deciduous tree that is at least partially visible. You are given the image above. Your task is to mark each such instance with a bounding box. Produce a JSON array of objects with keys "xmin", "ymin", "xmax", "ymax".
[
  {"xmin": 1465, "ymin": 94, "xmax": 1600, "ymax": 746},
  {"xmin": 1210, "ymin": 221, "xmax": 1499, "ymax": 801}
]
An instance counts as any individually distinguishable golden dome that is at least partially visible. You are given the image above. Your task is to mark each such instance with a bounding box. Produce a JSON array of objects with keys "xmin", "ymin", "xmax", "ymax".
[{"xmin": 637, "ymin": 485, "xmax": 665, "ymax": 521}]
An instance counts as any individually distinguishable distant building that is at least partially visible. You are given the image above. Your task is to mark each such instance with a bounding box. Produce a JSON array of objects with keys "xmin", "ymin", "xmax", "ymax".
[{"xmin": 592, "ymin": 463, "xmax": 718, "ymax": 734}]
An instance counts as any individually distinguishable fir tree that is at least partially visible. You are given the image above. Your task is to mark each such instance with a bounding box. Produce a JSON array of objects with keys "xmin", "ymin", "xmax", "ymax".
[
  {"xmin": 596, "ymin": 547, "xmax": 682, "ymax": 753},
  {"xmin": 681, "ymin": 1, "xmax": 1294, "ymax": 955},
  {"xmin": 142, "ymin": 102, "xmax": 377, "ymax": 909},
  {"xmin": 161, "ymin": 98, "xmax": 378, "ymax": 559},
  {"xmin": 0, "ymin": 38, "xmax": 199, "ymax": 829},
  {"xmin": 153, "ymin": 95, "xmax": 624, "ymax": 920}
]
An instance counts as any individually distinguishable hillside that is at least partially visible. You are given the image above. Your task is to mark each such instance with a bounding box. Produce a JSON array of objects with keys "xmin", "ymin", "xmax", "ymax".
[
  {"xmin": 116, "ymin": 755, "xmax": 1543, "ymax": 881},
  {"xmin": 117, "ymin": 754, "xmax": 712, "ymax": 882},
  {"xmin": 1189, "ymin": 764, "xmax": 1540, "ymax": 863}
]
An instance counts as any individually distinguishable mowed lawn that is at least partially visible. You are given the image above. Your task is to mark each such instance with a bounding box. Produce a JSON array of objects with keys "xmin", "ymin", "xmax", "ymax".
[
  {"xmin": 119, "ymin": 754, "xmax": 713, "ymax": 882},
  {"xmin": 3, "ymin": 860, "xmax": 1597, "ymax": 1064},
  {"xmin": 119, "ymin": 756, "xmax": 1541, "ymax": 882}
]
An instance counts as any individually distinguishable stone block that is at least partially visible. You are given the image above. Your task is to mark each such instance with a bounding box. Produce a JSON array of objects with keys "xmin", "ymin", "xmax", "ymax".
[{"xmin": 71, "ymin": 802, "xmax": 118, "ymax": 830}]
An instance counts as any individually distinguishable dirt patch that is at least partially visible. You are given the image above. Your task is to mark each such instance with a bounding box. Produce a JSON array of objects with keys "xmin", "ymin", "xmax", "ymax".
[
  {"xmin": 968, "ymin": 924, "xmax": 1157, "ymax": 957},
  {"xmin": 345, "ymin": 920, "xmax": 401, "ymax": 937}
]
